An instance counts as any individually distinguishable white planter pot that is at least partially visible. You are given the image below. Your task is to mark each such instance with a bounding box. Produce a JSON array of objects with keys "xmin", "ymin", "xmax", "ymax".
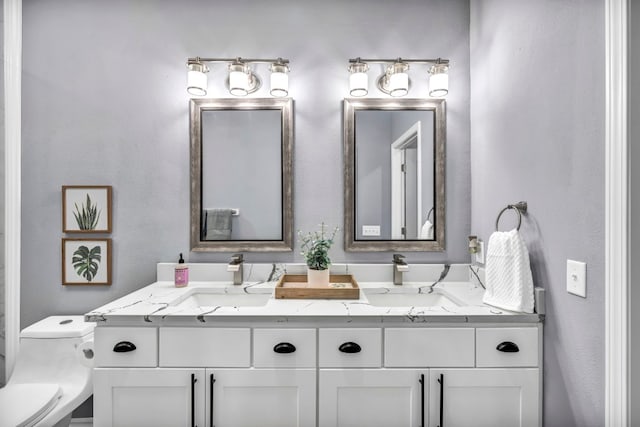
[{"xmin": 307, "ymin": 268, "xmax": 330, "ymax": 287}]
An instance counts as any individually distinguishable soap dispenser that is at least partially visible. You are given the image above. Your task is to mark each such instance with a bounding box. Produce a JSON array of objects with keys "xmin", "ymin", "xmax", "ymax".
[{"xmin": 174, "ymin": 253, "xmax": 189, "ymax": 288}]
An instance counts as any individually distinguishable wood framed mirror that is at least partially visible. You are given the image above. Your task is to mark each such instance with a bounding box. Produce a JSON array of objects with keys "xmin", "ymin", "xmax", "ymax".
[
  {"xmin": 190, "ymin": 98, "xmax": 293, "ymax": 251},
  {"xmin": 343, "ymin": 98, "xmax": 446, "ymax": 251}
]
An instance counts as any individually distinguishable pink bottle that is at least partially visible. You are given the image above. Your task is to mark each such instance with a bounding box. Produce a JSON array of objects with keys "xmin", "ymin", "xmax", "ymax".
[{"xmin": 175, "ymin": 253, "xmax": 189, "ymax": 287}]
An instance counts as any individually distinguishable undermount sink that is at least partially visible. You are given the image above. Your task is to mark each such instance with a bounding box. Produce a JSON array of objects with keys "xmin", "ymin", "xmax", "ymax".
[
  {"xmin": 171, "ymin": 288, "xmax": 272, "ymax": 308},
  {"xmin": 364, "ymin": 288, "xmax": 461, "ymax": 308}
]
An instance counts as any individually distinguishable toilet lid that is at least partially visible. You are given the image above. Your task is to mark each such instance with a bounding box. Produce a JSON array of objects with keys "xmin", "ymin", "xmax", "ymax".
[{"xmin": 0, "ymin": 383, "xmax": 62, "ymax": 427}]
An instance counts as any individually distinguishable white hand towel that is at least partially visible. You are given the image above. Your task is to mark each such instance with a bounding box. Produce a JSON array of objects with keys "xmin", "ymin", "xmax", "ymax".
[
  {"xmin": 483, "ymin": 229, "xmax": 535, "ymax": 313},
  {"xmin": 420, "ymin": 220, "xmax": 434, "ymax": 240}
]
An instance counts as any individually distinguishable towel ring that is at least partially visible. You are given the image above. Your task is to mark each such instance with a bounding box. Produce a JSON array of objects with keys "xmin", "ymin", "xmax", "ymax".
[
  {"xmin": 426, "ymin": 207, "xmax": 434, "ymax": 222},
  {"xmin": 495, "ymin": 201, "xmax": 528, "ymax": 231}
]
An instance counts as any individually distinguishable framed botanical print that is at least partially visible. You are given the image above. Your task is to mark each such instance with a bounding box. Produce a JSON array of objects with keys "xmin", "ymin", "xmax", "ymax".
[
  {"xmin": 62, "ymin": 238, "xmax": 112, "ymax": 285},
  {"xmin": 62, "ymin": 185, "xmax": 112, "ymax": 233}
]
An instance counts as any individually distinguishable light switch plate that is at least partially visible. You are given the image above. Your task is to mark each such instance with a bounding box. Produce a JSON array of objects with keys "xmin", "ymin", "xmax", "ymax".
[
  {"xmin": 362, "ymin": 225, "xmax": 381, "ymax": 236},
  {"xmin": 566, "ymin": 259, "xmax": 587, "ymax": 298}
]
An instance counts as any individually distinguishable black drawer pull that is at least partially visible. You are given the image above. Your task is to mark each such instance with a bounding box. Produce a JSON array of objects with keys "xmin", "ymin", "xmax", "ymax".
[
  {"xmin": 113, "ymin": 341, "xmax": 137, "ymax": 353},
  {"xmin": 191, "ymin": 373, "xmax": 197, "ymax": 427},
  {"xmin": 496, "ymin": 341, "xmax": 520, "ymax": 353},
  {"xmin": 273, "ymin": 342, "xmax": 297, "ymax": 354},
  {"xmin": 339, "ymin": 342, "xmax": 362, "ymax": 353},
  {"xmin": 437, "ymin": 373, "xmax": 445, "ymax": 427}
]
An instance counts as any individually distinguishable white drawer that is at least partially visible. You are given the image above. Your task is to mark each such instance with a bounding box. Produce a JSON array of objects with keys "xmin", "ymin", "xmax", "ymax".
[
  {"xmin": 159, "ymin": 327, "xmax": 250, "ymax": 367},
  {"xmin": 319, "ymin": 328, "xmax": 381, "ymax": 368},
  {"xmin": 94, "ymin": 327, "xmax": 158, "ymax": 367},
  {"xmin": 476, "ymin": 327, "xmax": 539, "ymax": 367},
  {"xmin": 384, "ymin": 328, "xmax": 475, "ymax": 367},
  {"xmin": 254, "ymin": 328, "xmax": 316, "ymax": 368}
]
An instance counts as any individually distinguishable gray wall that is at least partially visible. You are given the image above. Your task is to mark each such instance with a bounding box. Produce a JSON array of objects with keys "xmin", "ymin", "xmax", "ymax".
[
  {"xmin": 470, "ymin": 1, "xmax": 605, "ymax": 426},
  {"xmin": 21, "ymin": 0, "xmax": 471, "ymax": 327}
]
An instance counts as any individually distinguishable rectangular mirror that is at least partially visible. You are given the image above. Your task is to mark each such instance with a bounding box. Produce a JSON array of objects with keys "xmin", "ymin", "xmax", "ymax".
[
  {"xmin": 344, "ymin": 98, "xmax": 445, "ymax": 251},
  {"xmin": 190, "ymin": 98, "xmax": 293, "ymax": 251}
]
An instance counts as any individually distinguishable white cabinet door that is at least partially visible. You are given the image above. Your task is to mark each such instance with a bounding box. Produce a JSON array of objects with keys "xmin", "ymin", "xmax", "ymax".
[
  {"xmin": 94, "ymin": 368, "xmax": 205, "ymax": 427},
  {"xmin": 208, "ymin": 368, "xmax": 316, "ymax": 427},
  {"xmin": 428, "ymin": 369, "xmax": 540, "ymax": 427},
  {"xmin": 318, "ymin": 369, "xmax": 426, "ymax": 427}
]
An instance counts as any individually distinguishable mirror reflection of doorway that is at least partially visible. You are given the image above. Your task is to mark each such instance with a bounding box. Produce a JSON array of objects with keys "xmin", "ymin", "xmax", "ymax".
[{"xmin": 391, "ymin": 121, "xmax": 423, "ymax": 240}]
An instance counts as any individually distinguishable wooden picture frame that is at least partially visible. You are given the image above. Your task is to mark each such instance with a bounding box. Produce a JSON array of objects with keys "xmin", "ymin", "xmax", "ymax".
[
  {"xmin": 62, "ymin": 185, "xmax": 112, "ymax": 233},
  {"xmin": 62, "ymin": 238, "xmax": 112, "ymax": 285}
]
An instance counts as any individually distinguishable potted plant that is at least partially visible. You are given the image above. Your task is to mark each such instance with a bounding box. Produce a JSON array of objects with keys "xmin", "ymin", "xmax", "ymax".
[{"xmin": 298, "ymin": 223, "xmax": 339, "ymax": 287}]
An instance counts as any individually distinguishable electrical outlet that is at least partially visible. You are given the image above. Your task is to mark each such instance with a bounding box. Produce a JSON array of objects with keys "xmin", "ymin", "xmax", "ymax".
[
  {"xmin": 362, "ymin": 225, "xmax": 380, "ymax": 236},
  {"xmin": 475, "ymin": 241, "xmax": 485, "ymax": 264},
  {"xmin": 566, "ymin": 259, "xmax": 587, "ymax": 298}
]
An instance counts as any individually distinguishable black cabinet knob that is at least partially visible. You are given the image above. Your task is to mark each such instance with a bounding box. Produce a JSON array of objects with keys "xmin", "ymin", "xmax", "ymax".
[
  {"xmin": 496, "ymin": 341, "xmax": 520, "ymax": 353},
  {"xmin": 113, "ymin": 341, "xmax": 137, "ymax": 353},
  {"xmin": 273, "ymin": 342, "xmax": 297, "ymax": 354},
  {"xmin": 339, "ymin": 342, "xmax": 362, "ymax": 353}
]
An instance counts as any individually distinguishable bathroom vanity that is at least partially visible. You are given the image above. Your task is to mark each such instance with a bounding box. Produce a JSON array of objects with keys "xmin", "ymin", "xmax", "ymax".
[{"xmin": 87, "ymin": 263, "xmax": 543, "ymax": 427}]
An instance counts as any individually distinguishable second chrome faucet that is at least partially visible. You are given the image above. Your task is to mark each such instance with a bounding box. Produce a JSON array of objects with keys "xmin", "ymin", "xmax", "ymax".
[
  {"xmin": 392, "ymin": 254, "xmax": 409, "ymax": 285},
  {"xmin": 227, "ymin": 253, "xmax": 244, "ymax": 285}
]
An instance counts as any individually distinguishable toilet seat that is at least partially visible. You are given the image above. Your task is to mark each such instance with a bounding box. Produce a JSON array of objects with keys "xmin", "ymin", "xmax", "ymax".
[{"xmin": 0, "ymin": 383, "xmax": 62, "ymax": 427}]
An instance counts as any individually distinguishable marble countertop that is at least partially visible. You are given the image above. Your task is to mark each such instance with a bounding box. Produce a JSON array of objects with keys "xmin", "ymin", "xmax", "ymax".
[{"xmin": 85, "ymin": 263, "xmax": 543, "ymax": 325}]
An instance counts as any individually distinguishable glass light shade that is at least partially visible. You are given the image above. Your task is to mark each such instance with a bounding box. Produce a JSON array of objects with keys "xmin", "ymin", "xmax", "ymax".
[
  {"xmin": 348, "ymin": 62, "xmax": 369, "ymax": 97},
  {"xmin": 270, "ymin": 73, "xmax": 288, "ymax": 97},
  {"xmin": 429, "ymin": 64, "xmax": 449, "ymax": 97},
  {"xmin": 377, "ymin": 62, "xmax": 409, "ymax": 97},
  {"xmin": 270, "ymin": 63, "xmax": 289, "ymax": 97},
  {"xmin": 389, "ymin": 72, "xmax": 409, "ymax": 97},
  {"xmin": 229, "ymin": 69, "xmax": 249, "ymax": 96},
  {"xmin": 349, "ymin": 72, "xmax": 368, "ymax": 97},
  {"xmin": 187, "ymin": 62, "xmax": 208, "ymax": 96}
]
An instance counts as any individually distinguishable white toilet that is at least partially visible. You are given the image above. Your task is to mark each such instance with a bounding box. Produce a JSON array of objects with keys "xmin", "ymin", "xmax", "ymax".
[{"xmin": 0, "ymin": 315, "xmax": 95, "ymax": 427}]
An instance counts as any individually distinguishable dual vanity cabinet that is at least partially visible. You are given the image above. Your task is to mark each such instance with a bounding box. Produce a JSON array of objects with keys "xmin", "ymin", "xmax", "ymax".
[{"xmin": 93, "ymin": 323, "xmax": 541, "ymax": 427}]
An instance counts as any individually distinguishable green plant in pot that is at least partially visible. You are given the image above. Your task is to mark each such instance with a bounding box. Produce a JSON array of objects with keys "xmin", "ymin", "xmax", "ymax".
[{"xmin": 298, "ymin": 223, "xmax": 339, "ymax": 287}]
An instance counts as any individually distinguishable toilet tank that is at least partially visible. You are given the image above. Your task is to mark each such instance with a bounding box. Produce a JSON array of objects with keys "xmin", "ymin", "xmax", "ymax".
[{"xmin": 10, "ymin": 316, "xmax": 95, "ymax": 385}]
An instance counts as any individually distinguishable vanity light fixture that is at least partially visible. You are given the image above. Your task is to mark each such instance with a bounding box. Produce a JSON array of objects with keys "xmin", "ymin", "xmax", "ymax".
[
  {"xmin": 347, "ymin": 57, "xmax": 450, "ymax": 98},
  {"xmin": 186, "ymin": 56, "xmax": 290, "ymax": 98}
]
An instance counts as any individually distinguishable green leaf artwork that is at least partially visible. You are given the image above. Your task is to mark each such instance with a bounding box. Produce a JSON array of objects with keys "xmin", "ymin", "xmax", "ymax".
[
  {"xmin": 73, "ymin": 194, "xmax": 101, "ymax": 230},
  {"xmin": 72, "ymin": 245, "xmax": 102, "ymax": 282}
]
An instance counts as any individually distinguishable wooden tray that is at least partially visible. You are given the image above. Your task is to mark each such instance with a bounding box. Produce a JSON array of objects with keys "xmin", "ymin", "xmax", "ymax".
[{"xmin": 275, "ymin": 274, "xmax": 360, "ymax": 300}]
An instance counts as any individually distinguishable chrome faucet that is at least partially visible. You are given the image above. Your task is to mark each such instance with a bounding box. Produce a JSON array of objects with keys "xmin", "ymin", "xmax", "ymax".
[
  {"xmin": 228, "ymin": 253, "xmax": 244, "ymax": 285},
  {"xmin": 392, "ymin": 254, "xmax": 409, "ymax": 285}
]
